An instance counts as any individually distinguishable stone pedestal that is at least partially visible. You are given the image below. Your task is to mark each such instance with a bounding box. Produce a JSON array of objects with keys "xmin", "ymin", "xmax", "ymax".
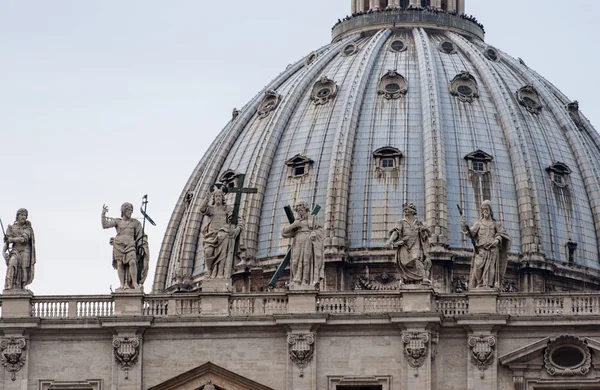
[
  {"xmin": 401, "ymin": 285, "xmax": 435, "ymax": 312},
  {"xmin": 288, "ymin": 288, "xmax": 317, "ymax": 314},
  {"xmin": 1, "ymin": 289, "xmax": 33, "ymax": 318},
  {"xmin": 202, "ymin": 278, "xmax": 232, "ymax": 293},
  {"xmin": 467, "ymin": 290, "xmax": 498, "ymax": 314},
  {"xmin": 112, "ymin": 290, "xmax": 144, "ymax": 316},
  {"xmin": 201, "ymin": 294, "xmax": 230, "ymax": 316}
]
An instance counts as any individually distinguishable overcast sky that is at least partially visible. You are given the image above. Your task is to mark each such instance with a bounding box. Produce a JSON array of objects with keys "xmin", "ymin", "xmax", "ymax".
[{"xmin": 1, "ymin": 0, "xmax": 598, "ymax": 295}]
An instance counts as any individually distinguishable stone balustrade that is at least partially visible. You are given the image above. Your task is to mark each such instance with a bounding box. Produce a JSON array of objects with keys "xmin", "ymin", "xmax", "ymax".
[{"xmin": 2, "ymin": 290, "xmax": 600, "ymax": 319}]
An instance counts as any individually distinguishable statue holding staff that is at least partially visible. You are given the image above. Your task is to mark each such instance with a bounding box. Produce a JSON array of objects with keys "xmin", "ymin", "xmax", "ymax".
[
  {"xmin": 2, "ymin": 208, "xmax": 36, "ymax": 290},
  {"xmin": 387, "ymin": 203, "xmax": 431, "ymax": 285},
  {"xmin": 461, "ymin": 200, "xmax": 511, "ymax": 290}
]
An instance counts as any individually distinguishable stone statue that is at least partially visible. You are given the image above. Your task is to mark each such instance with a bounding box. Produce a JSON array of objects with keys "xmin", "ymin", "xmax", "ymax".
[
  {"xmin": 461, "ymin": 200, "xmax": 511, "ymax": 290},
  {"xmin": 199, "ymin": 188, "xmax": 245, "ymax": 279},
  {"xmin": 387, "ymin": 203, "xmax": 431, "ymax": 285},
  {"xmin": 101, "ymin": 203, "xmax": 149, "ymax": 290},
  {"xmin": 281, "ymin": 200, "xmax": 324, "ymax": 288},
  {"xmin": 2, "ymin": 209, "xmax": 36, "ymax": 290}
]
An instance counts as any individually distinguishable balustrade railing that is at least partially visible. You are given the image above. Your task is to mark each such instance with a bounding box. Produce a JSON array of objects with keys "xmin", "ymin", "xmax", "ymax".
[
  {"xmin": 436, "ymin": 295, "xmax": 468, "ymax": 316},
  {"xmin": 31, "ymin": 296, "xmax": 114, "ymax": 318}
]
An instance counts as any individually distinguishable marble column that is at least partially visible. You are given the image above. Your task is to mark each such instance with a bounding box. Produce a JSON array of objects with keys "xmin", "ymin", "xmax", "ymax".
[
  {"xmin": 352, "ymin": 0, "xmax": 357, "ymax": 13},
  {"xmin": 358, "ymin": 0, "xmax": 366, "ymax": 12},
  {"xmin": 457, "ymin": 0, "xmax": 465, "ymax": 14},
  {"xmin": 447, "ymin": 0, "xmax": 457, "ymax": 12}
]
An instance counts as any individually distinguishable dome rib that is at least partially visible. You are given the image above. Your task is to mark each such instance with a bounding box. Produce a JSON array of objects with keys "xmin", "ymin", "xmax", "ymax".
[
  {"xmin": 153, "ymin": 57, "xmax": 308, "ymax": 292},
  {"xmin": 450, "ymin": 33, "xmax": 544, "ymax": 258},
  {"xmin": 324, "ymin": 28, "xmax": 392, "ymax": 254},
  {"xmin": 502, "ymin": 58, "xmax": 600, "ymax": 256},
  {"xmin": 237, "ymin": 35, "xmax": 358, "ymax": 262},
  {"xmin": 414, "ymin": 27, "xmax": 449, "ymax": 248}
]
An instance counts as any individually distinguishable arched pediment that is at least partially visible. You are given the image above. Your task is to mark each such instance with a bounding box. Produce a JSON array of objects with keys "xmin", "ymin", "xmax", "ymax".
[{"xmin": 148, "ymin": 361, "xmax": 274, "ymax": 390}]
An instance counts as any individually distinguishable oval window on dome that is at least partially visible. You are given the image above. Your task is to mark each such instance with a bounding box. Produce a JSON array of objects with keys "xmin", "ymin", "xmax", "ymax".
[
  {"xmin": 377, "ymin": 70, "xmax": 408, "ymax": 99},
  {"xmin": 342, "ymin": 43, "xmax": 357, "ymax": 56},
  {"xmin": 305, "ymin": 51, "xmax": 318, "ymax": 66},
  {"xmin": 310, "ymin": 76, "xmax": 338, "ymax": 106},
  {"xmin": 440, "ymin": 41, "xmax": 456, "ymax": 54},
  {"xmin": 257, "ymin": 90, "xmax": 282, "ymax": 119},
  {"xmin": 484, "ymin": 47, "xmax": 499, "ymax": 62},
  {"xmin": 457, "ymin": 85, "xmax": 473, "ymax": 95},
  {"xmin": 517, "ymin": 84, "xmax": 543, "ymax": 114},
  {"xmin": 389, "ymin": 39, "xmax": 407, "ymax": 53},
  {"xmin": 450, "ymin": 71, "xmax": 479, "ymax": 103},
  {"xmin": 543, "ymin": 335, "xmax": 592, "ymax": 376}
]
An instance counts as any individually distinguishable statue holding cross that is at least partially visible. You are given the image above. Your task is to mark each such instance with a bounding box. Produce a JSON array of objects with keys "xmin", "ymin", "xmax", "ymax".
[{"xmin": 200, "ymin": 174, "xmax": 257, "ymax": 280}]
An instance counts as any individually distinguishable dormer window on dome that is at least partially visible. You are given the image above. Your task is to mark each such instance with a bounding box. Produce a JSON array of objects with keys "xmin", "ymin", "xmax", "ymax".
[
  {"xmin": 342, "ymin": 43, "xmax": 358, "ymax": 56},
  {"xmin": 257, "ymin": 90, "xmax": 282, "ymax": 119},
  {"xmin": 484, "ymin": 46, "xmax": 499, "ymax": 62},
  {"xmin": 310, "ymin": 76, "xmax": 338, "ymax": 106},
  {"xmin": 439, "ymin": 41, "xmax": 457, "ymax": 54},
  {"xmin": 305, "ymin": 51, "xmax": 318, "ymax": 66},
  {"xmin": 517, "ymin": 85, "xmax": 543, "ymax": 114},
  {"xmin": 389, "ymin": 38, "xmax": 407, "ymax": 53},
  {"xmin": 450, "ymin": 71, "xmax": 479, "ymax": 103},
  {"xmin": 464, "ymin": 150, "xmax": 493, "ymax": 174},
  {"xmin": 377, "ymin": 70, "xmax": 408, "ymax": 100},
  {"xmin": 373, "ymin": 147, "xmax": 403, "ymax": 173},
  {"xmin": 219, "ymin": 170, "xmax": 239, "ymax": 189},
  {"xmin": 546, "ymin": 162, "xmax": 572, "ymax": 187},
  {"xmin": 286, "ymin": 155, "xmax": 314, "ymax": 178}
]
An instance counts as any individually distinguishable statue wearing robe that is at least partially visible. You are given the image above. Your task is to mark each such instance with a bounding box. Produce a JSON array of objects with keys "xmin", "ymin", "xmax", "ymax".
[{"xmin": 3, "ymin": 208, "xmax": 36, "ymax": 290}]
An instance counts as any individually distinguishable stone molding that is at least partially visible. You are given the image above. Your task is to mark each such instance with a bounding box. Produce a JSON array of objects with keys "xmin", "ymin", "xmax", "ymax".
[
  {"xmin": 0, "ymin": 336, "xmax": 26, "ymax": 381},
  {"xmin": 112, "ymin": 336, "xmax": 140, "ymax": 379},
  {"xmin": 544, "ymin": 335, "xmax": 591, "ymax": 376},
  {"xmin": 39, "ymin": 379, "xmax": 102, "ymax": 390},
  {"xmin": 468, "ymin": 335, "xmax": 496, "ymax": 378},
  {"xmin": 287, "ymin": 333, "xmax": 315, "ymax": 377}
]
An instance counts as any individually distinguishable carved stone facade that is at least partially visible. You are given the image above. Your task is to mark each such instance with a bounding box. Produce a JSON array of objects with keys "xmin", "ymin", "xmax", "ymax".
[{"xmin": 0, "ymin": 337, "xmax": 26, "ymax": 381}]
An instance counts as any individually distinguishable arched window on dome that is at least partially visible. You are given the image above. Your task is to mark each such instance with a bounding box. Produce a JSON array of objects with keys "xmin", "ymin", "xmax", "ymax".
[
  {"xmin": 373, "ymin": 147, "xmax": 403, "ymax": 177},
  {"xmin": 286, "ymin": 154, "xmax": 314, "ymax": 179},
  {"xmin": 546, "ymin": 162, "xmax": 572, "ymax": 188},
  {"xmin": 465, "ymin": 150, "xmax": 494, "ymax": 206},
  {"xmin": 219, "ymin": 170, "xmax": 239, "ymax": 189}
]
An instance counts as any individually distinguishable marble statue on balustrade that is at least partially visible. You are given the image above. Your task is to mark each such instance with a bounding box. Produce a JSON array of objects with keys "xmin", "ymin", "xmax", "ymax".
[
  {"xmin": 2, "ymin": 208, "xmax": 36, "ymax": 290},
  {"xmin": 199, "ymin": 188, "xmax": 245, "ymax": 279},
  {"xmin": 101, "ymin": 203, "xmax": 149, "ymax": 291},
  {"xmin": 387, "ymin": 203, "xmax": 431, "ymax": 285},
  {"xmin": 282, "ymin": 200, "xmax": 324, "ymax": 288},
  {"xmin": 461, "ymin": 200, "xmax": 511, "ymax": 290}
]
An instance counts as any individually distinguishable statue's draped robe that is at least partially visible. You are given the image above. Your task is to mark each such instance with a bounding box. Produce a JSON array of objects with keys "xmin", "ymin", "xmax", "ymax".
[
  {"xmin": 4, "ymin": 222, "xmax": 36, "ymax": 289},
  {"xmin": 107, "ymin": 218, "xmax": 147, "ymax": 287},
  {"xmin": 389, "ymin": 219, "xmax": 430, "ymax": 283},
  {"xmin": 282, "ymin": 216, "xmax": 324, "ymax": 286},
  {"xmin": 201, "ymin": 204, "xmax": 244, "ymax": 278},
  {"xmin": 467, "ymin": 219, "xmax": 511, "ymax": 289}
]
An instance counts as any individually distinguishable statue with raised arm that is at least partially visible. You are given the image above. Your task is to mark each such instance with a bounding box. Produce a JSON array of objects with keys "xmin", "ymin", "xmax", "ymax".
[
  {"xmin": 461, "ymin": 200, "xmax": 511, "ymax": 290},
  {"xmin": 101, "ymin": 203, "xmax": 148, "ymax": 290},
  {"xmin": 387, "ymin": 203, "xmax": 431, "ymax": 285},
  {"xmin": 2, "ymin": 208, "xmax": 36, "ymax": 290},
  {"xmin": 199, "ymin": 188, "xmax": 245, "ymax": 279},
  {"xmin": 281, "ymin": 200, "xmax": 324, "ymax": 288}
]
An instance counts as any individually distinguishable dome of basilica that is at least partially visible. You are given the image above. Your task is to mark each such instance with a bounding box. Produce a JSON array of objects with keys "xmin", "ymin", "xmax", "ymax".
[{"xmin": 152, "ymin": 0, "xmax": 600, "ymax": 293}]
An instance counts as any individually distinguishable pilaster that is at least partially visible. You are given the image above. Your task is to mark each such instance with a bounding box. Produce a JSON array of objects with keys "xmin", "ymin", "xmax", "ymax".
[{"xmin": 462, "ymin": 325, "xmax": 503, "ymax": 390}]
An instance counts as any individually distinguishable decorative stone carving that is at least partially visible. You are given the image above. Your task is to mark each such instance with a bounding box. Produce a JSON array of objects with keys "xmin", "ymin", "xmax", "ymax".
[
  {"xmin": 101, "ymin": 203, "xmax": 149, "ymax": 290},
  {"xmin": 387, "ymin": 203, "xmax": 431, "ymax": 285},
  {"xmin": 402, "ymin": 332, "xmax": 429, "ymax": 373},
  {"xmin": 461, "ymin": 200, "xmax": 511, "ymax": 290},
  {"xmin": 257, "ymin": 90, "xmax": 282, "ymax": 119},
  {"xmin": 199, "ymin": 186, "xmax": 245, "ymax": 279},
  {"xmin": 388, "ymin": 38, "xmax": 407, "ymax": 53},
  {"xmin": 232, "ymin": 108, "xmax": 240, "ymax": 120},
  {"xmin": 468, "ymin": 335, "xmax": 496, "ymax": 378},
  {"xmin": 0, "ymin": 337, "xmax": 26, "ymax": 381},
  {"xmin": 502, "ymin": 279, "xmax": 518, "ymax": 292},
  {"xmin": 566, "ymin": 100, "xmax": 586, "ymax": 131},
  {"xmin": 516, "ymin": 84, "xmax": 543, "ymax": 114},
  {"xmin": 377, "ymin": 70, "xmax": 408, "ymax": 99},
  {"xmin": 305, "ymin": 51, "xmax": 318, "ymax": 66},
  {"xmin": 439, "ymin": 41, "xmax": 457, "ymax": 54},
  {"xmin": 546, "ymin": 162, "xmax": 572, "ymax": 188},
  {"xmin": 113, "ymin": 337, "xmax": 140, "ymax": 379},
  {"xmin": 484, "ymin": 46, "xmax": 500, "ymax": 62},
  {"xmin": 544, "ymin": 335, "xmax": 591, "ymax": 376},
  {"xmin": 281, "ymin": 201, "xmax": 324, "ymax": 288},
  {"xmin": 450, "ymin": 71, "xmax": 479, "ymax": 103},
  {"xmin": 288, "ymin": 333, "xmax": 315, "ymax": 377},
  {"xmin": 341, "ymin": 43, "xmax": 358, "ymax": 56},
  {"xmin": 452, "ymin": 276, "xmax": 468, "ymax": 293},
  {"xmin": 2, "ymin": 208, "xmax": 36, "ymax": 290},
  {"xmin": 202, "ymin": 380, "xmax": 216, "ymax": 390},
  {"xmin": 354, "ymin": 273, "xmax": 401, "ymax": 291},
  {"xmin": 310, "ymin": 76, "xmax": 338, "ymax": 106}
]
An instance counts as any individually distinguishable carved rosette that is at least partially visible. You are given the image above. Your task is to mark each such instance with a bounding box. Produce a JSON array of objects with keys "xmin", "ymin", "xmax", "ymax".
[
  {"xmin": 310, "ymin": 76, "xmax": 338, "ymax": 106},
  {"xmin": 0, "ymin": 337, "xmax": 26, "ymax": 381},
  {"xmin": 544, "ymin": 335, "xmax": 591, "ymax": 376},
  {"xmin": 450, "ymin": 71, "xmax": 479, "ymax": 103},
  {"xmin": 468, "ymin": 335, "xmax": 496, "ymax": 378},
  {"xmin": 257, "ymin": 90, "xmax": 282, "ymax": 119},
  {"xmin": 113, "ymin": 337, "xmax": 140, "ymax": 379},
  {"xmin": 516, "ymin": 84, "xmax": 543, "ymax": 114},
  {"xmin": 287, "ymin": 333, "xmax": 315, "ymax": 377},
  {"xmin": 402, "ymin": 332, "xmax": 430, "ymax": 373}
]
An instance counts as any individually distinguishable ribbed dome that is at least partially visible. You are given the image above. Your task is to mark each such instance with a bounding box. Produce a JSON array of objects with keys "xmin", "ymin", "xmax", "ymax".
[{"xmin": 153, "ymin": 8, "xmax": 600, "ymax": 293}]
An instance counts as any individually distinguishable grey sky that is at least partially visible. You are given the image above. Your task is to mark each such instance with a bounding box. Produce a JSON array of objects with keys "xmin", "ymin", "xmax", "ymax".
[{"xmin": 1, "ymin": 0, "xmax": 598, "ymax": 295}]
